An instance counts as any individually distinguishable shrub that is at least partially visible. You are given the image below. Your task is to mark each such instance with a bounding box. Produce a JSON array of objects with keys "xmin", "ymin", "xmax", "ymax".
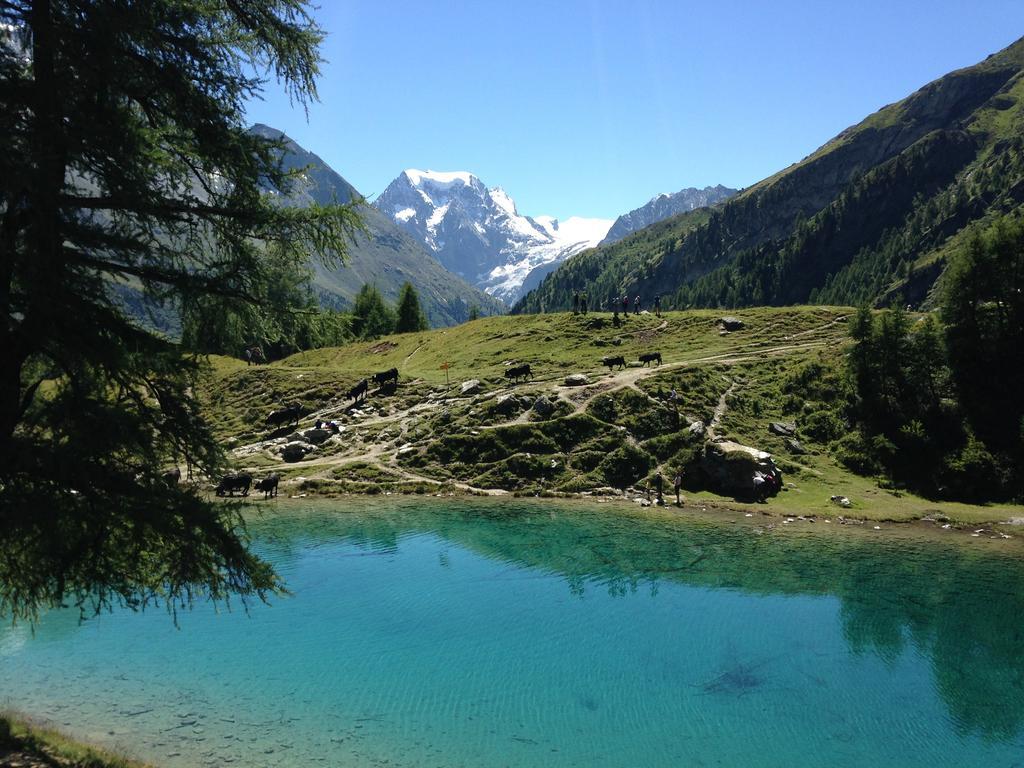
[{"xmin": 599, "ymin": 445, "xmax": 654, "ymax": 488}]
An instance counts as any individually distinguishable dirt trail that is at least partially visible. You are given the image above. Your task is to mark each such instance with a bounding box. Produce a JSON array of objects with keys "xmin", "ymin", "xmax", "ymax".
[
  {"xmin": 233, "ymin": 315, "xmax": 845, "ymax": 488},
  {"xmin": 707, "ymin": 380, "xmax": 738, "ymax": 439}
]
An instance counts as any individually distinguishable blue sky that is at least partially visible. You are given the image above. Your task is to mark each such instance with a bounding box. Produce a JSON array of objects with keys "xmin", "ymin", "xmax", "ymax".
[{"xmin": 245, "ymin": 1, "xmax": 1024, "ymax": 221}]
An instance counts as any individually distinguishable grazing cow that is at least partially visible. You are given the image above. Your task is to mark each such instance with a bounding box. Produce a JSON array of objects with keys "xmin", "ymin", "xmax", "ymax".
[
  {"xmin": 504, "ymin": 363, "xmax": 533, "ymax": 383},
  {"xmin": 639, "ymin": 352, "xmax": 662, "ymax": 367},
  {"xmin": 602, "ymin": 355, "xmax": 626, "ymax": 371},
  {"xmin": 372, "ymin": 367, "xmax": 399, "ymax": 386},
  {"xmin": 215, "ymin": 473, "xmax": 252, "ymax": 497},
  {"xmin": 161, "ymin": 467, "xmax": 181, "ymax": 487},
  {"xmin": 266, "ymin": 403, "xmax": 301, "ymax": 429},
  {"xmin": 254, "ymin": 474, "xmax": 279, "ymax": 499},
  {"xmin": 245, "ymin": 345, "xmax": 267, "ymax": 365},
  {"xmin": 348, "ymin": 378, "xmax": 369, "ymax": 405}
]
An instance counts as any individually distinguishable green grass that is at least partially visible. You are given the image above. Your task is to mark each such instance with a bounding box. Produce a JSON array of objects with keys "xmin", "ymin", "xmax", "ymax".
[
  {"xmin": 1, "ymin": 711, "xmax": 151, "ymax": 767},
  {"xmin": 198, "ymin": 307, "xmax": 1023, "ymax": 525}
]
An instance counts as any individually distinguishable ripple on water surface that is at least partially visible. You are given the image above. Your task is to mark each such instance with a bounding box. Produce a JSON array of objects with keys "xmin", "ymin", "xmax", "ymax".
[{"xmin": 3, "ymin": 499, "xmax": 1024, "ymax": 767}]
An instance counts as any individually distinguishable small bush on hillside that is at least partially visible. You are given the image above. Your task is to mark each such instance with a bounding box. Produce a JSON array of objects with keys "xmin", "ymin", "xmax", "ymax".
[{"xmin": 599, "ymin": 445, "xmax": 654, "ymax": 488}]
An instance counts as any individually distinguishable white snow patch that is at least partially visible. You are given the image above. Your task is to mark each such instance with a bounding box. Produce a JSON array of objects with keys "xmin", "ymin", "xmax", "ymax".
[
  {"xmin": 426, "ymin": 202, "xmax": 450, "ymax": 231},
  {"xmin": 490, "ymin": 187, "xmax": 518, "ymax": 217},
  {"xmin": 395, "ymin": 207, "xmax": 416, "ymax": 222},
  {"xmin": 404, "ymin": 169, "xmax": 476, "ymax": 188}
]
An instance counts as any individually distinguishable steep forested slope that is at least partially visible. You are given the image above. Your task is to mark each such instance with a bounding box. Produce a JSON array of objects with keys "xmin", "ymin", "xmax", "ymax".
[{"xmin": 517, "ymin": 37, "xmax": 1024, "ymax": 312}]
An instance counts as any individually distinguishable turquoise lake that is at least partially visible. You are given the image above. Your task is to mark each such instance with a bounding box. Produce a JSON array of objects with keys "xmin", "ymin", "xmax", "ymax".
[{"xmin": 2, "ymin": 499, "xmax": 1024, "ymax": 767}]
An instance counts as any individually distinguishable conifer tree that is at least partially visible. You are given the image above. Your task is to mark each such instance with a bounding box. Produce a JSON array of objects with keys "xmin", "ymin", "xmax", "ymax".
[
  {"xmin": 0, "ymin": 0, "xmax": 359, "ymax": 620},
  {"xmin": 351, "ymin": 284, "xmax": 395, "ymax": 339},
  {"xmin": 395, "ymin": 281, "xmax": 428, "ymax": 333}
]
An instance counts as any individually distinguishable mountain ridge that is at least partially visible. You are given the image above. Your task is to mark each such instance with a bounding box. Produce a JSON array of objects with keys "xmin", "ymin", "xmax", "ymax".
[
  {"xmin": 515, "ymin": 36, "xmax": 1024, "ymax": 314},
  {"xmin": 601, "ymin": 184, "xmax": 737, "ymax": 244},
  {"xmin": 250, "ymin": 126, "xmax": 504, "ymax": 325},
  {"xmin": 374, "ymin": 169, "xmax": 611, "ymax": 303}
]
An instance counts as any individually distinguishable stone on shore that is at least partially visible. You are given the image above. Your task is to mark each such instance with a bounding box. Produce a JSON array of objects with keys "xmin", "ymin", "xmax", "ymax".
[{"xmin": 699, "ymin": 439, "xmax": 780, "ymax": 497}]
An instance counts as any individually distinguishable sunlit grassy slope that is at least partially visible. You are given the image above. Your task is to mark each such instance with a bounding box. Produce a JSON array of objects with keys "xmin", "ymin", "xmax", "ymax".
[{"xmin": 200, "ymin": 308, "xmax": 1022, "ymax": 526}]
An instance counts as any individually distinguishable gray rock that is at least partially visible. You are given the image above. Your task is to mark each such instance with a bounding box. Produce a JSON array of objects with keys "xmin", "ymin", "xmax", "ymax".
[
  {"xmin": 718, "ymin": 316, "xmax": 745, "ymax": 331},
  {"xmin": 699, "ymin": 440, "xmax": 780, "ymax": 497},
  {"xmin": 460, "ymin": 379, "xmax": 482, "ymax": 395},
  {"xmin": 564, "ymin": 374, "xmax": 590, "ymax": 387},
  {"xmin": 612, "ymin": 337, "xmax": 623, "ymax": 346},
  {"xmin": 769, "ymin": 421, "xmax": 796, "ymax": 437},
  {"xmin": 301, "ymin": 428, "xmax": 333, "ymax": 445},
  {"xmin": 280, "ymin": 441, "xmax": 314, "ymax": 462},
  {"xmin": 494, "ymin": 394, "xmax": 523, "ymax": 415},
  {"xmin": 687, "ymin": 420, "xmax": 706, "ymax": 437},
  {"xmin": 532, "ymin": 396, "xmax": 556, "ymax": 417},
  {"xmin": 784, "ymin": 437, "xmax": 806, "ymax": 454}
]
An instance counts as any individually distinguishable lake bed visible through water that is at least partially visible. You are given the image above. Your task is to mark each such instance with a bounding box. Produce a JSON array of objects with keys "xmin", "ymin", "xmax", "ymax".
[{"xmin": 3, "ymin": 499, "xmax": 1023, "ymax": 767}]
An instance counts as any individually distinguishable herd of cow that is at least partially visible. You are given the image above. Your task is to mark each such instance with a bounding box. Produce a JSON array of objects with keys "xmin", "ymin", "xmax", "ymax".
[
  {"xmin": 602, "ymin": 352, "xmax": 662, "ymax": 370},
  {"xmin": 193, "ymin": 351, "xmax": 665, "ymax": 500}
]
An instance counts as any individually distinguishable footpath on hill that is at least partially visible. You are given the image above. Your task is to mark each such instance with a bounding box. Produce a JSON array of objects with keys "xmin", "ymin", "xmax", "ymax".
[{"xmin": 198, "ymin": 308, "xmax": 1024, "ymax": 530}]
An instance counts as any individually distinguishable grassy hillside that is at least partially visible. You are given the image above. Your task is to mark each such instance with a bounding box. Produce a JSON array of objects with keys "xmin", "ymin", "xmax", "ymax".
[
  {"xmin": 516, "ymin": 37, "xmax": 1024, "ymax": 313},
  {"xmin": 199, "ymin": 308, "xmax": 1022, "ymax": 525}
]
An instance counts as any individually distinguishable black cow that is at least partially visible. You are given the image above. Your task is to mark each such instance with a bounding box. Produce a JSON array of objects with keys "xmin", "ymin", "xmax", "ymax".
[
  {"xmin": 245, "ymin": 346, "xmax": 267, "ymax": 365},
  {"xmin": 373, "ymin": 367, "xmax": 399, "ymax": 386},
  {"xmin": 602, "ymin": 355, "xmax": 626, "ymax": 371},
  {"xmin": 215, "ymin": 473, "xmax": 252, "ymax": 497},
  {"xmin": 254, "ymin": 474, "xmax": 279, "ymax": 499},
  {"xmin": 161, "ymin": 467, "xmax": 181, "ymax": 487},
  {"xmin": 349, "ymin": 378, "xmax": 369, "ymax": 404},
  {"xmin": 266, "ymin": 403, "xmax": 301, "ymax": 429},
  {"xmin": 639, "ymin": 352, "xmax": 662, "ymax": 367},
  {"xmin": 504, "ymin": 363, "xmax": 533, "ymax": 383}
]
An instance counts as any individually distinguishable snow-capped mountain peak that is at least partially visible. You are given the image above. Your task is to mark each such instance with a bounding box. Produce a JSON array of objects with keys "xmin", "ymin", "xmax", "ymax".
[{"xmin": 374, "ymin": 170, "xmax": 611, "ymax": 303}]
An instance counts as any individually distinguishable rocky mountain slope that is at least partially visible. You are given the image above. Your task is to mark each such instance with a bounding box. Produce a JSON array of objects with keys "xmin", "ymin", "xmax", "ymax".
[
  {"xmin": 374, "ymin": 169, "xmax": 611, "ymax": 303},
  {"xmin": 516, "ymin": 36, "xmax": 1024, "ymax": 313},
  {"xmin": 601, "ymin": 185, "xmax": 736, "ymax": 244},
  {"xmin": 251, "ymin": 126, "xmax": 503, "ymax": 325}
]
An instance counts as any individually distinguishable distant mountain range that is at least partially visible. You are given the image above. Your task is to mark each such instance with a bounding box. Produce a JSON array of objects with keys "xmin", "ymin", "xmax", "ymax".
[
  {"xmin": 516, "ymin": 36, "xmax": 1024, "ymax": 314},
  {"xmin": 601, "ymin": 185, "xmax": 736, "ymax": 244},
  {"xmin": 250, "ymin": 125, "xmax": 503, "ymax": 326},
  {"xmin": 374, "ymin": 170, "xmax": 611, "ymax": 304}
]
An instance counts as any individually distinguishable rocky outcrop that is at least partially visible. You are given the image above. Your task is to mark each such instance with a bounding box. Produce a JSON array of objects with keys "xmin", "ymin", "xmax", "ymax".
[
  {"xmin": 768, "ymin": 422, "xmax": 796, "ymax": 437},
  {"xmin": 718, "ymin": 317, "xmax": 745, "ymax": 331},
  {"xmin": 564, "ymin": 374, "xmax": 590, "ymax": 387},
  {"xmin": 460, "ymin": 379, "xmax": 482, "ymax": 395},
  {"xmin": 532, "ymin": 395, "xmax": 556, "ymax": 417},
  {"xmin": 301, "ymin": 428, "xmax": 333, "ymax": 445},
  {"xmin": 280, "ymin": 441, "xmax": 314, "ymax": 462},
  {"xmin": 699, "ymin": 439, "xmax": 781, "ymax": 497}
]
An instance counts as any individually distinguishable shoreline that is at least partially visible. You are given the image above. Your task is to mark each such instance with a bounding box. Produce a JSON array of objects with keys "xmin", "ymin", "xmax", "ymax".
[
  {"xmin": 1, "ymin": 710, "xmax": 151, "ymax": 768},
  {"xmin": 236, "ymin": 490, "xmax": 1024, "ymax": 550}
]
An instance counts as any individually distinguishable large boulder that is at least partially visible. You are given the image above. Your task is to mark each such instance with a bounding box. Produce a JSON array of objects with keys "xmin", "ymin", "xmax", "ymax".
[
  {"xmin": 460, "ymin": 379, "xmax": 482, "ymax": 395},
  {"xmin": 532, "ymin": 395, "xmax": 556, "ymax": 417},
  {"xmin": 768, "ymin": 421, "xmax": 796, "ymax": 437},
  {"xmin": 280, "ymin": 441, "xmax": 314, "ymax": 462},
  {"xmin": 699, "ymin": 439, "xmax": 781, "ymax": 497},
  {"xmin": 301, "ymin": 428, "xmax": 333, "ymax": 445},
  {"xmin": 564, "ymin": 374, "xmax": 590, "ymax": 387},
  {"xmin": 784, "ymin": 437, "xmax": 807, "ymax": 455},
  {"xmin": 718, "ymin": 316, "xmax": 745, "ymax": 331}
]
